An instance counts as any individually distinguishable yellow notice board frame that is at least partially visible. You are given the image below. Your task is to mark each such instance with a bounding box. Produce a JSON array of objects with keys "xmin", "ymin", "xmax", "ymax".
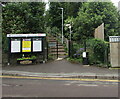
[{"xmin": 22, "ymin": 38, "xmax": 31, "ymax": 52}]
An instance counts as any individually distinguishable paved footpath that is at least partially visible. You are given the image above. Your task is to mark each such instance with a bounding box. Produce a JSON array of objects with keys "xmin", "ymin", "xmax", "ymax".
[{"xmin": 2, "ymin": 59, "xmax": 119, "ymax": 80}]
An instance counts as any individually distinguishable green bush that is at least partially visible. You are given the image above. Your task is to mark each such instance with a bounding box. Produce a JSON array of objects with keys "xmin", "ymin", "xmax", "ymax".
[
  {"xmin": 2, "ymin": 33, "xmax": 8, "ymax": 53},
  {"xmin": 67, "ymin": 57, "xmax": 82, "ymax": 64},
  {"xmin": 86, "ymin": 38, "xmax": 109, "ymax": 64},
  {"xmin": 71, "ymin": 42, "xmax": 84, "ymax": 58},
  {"xmin": 67, "ymin": 42, "xmax": 84, "ymax": 64}
]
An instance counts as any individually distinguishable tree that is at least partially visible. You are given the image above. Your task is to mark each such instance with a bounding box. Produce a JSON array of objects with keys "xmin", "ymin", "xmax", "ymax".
[
  {"xmin": 73, "ymin": 2, "xmax": 118, "ymax": 41},
  {"xmin": 46, "ymin": 2, "xmax": 82, "ymax": 34},
  {"xmin": 117, "ymin": 10, "xmax": 120, "ymax": 35},
  {"xmin": 2, "ymin": 2, "xmax": 45, "ymax": 34}
]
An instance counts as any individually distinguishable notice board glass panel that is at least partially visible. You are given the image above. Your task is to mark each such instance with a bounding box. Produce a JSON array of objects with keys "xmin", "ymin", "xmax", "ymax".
[
  {"xmin": 33, "ymin": 38, "xmax": 42, "ymax": 52},
  {"xmin": 22, "ymin": 38, "xmax": 31, "ymax": 52},
  {"xmin": 11, "ymin": 39, "xmax": 21, "ymax": 53}
]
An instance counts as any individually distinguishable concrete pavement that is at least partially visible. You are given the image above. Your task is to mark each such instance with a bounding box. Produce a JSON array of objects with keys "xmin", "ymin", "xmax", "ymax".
[{"xmin": 2, "ymin": 59, "xmax": 119, "ymax": 80}]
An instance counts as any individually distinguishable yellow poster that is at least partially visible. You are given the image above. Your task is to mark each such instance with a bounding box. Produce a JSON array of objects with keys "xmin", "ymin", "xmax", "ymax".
[{"xmin": 22, "ymin": 39, "xmax": 31, "ymax": 52}]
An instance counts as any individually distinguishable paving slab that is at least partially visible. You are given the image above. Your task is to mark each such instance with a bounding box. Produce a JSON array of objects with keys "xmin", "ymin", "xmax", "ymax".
[{"xmin": 2, "ymin": 59, "xmax": 119, "ymax": 80}]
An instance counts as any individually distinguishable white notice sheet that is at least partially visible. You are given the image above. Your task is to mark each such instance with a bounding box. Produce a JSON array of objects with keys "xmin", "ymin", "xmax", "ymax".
[
  {"xmin": 11, "ymin": 40, "xmax": 21, "ymax": 53},
  {"xmin": 33, "ymin": 40, "xmax": 42, "ymax": 52}
]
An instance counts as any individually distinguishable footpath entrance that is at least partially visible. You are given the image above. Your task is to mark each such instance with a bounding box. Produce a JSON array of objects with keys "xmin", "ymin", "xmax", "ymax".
[{"xmin": 47, "ymin": 34, "xmax": 68, "ymax": 60}]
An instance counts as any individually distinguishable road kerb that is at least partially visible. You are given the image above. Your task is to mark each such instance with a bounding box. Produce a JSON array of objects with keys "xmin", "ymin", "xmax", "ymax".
[
  {"xmin": 1, "ymin": 75, "xmax": 120, "ymax": 83},
  {"xmin": 2, "ymin": 72, "xmax": 119, "ymax": 80}
]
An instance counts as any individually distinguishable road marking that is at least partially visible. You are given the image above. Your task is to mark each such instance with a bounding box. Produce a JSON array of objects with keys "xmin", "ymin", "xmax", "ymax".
[
  {"xmin": 64, "ymin": 84, "xmax": 71, "ymax": 86},
  {"xmin": 2, "ymin": 84, "xmax": 11, "ymax": 87},
  {"xmin": 2, "ymin": 83, "xmax": 22, "ymax": 87},
  {"xmin": 77, "ymin": 84, "xmax": 98, "ymax": 87},
  {"xmin": 1, "ymin": 75, "xmax": 120, "ymax": 83},
  {"xmin": 109, "ymin": 68, "xmax": 120, "ymax": 69}
]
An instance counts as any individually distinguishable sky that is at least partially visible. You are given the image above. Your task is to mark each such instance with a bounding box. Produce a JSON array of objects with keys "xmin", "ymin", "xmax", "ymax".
[
  {"xmin": 111, "ymin": 0, "xmax": 119, "ymax": 7},
  {"xmin": 45, "ymin": 0, "xmax": 120, "ymax": 10}
]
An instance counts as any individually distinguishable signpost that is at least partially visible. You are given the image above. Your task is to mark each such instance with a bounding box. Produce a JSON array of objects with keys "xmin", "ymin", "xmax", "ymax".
[
  {"xmin": 48, "ymin": 42, "xmax": 56, "ymax": 47},
  {"xmin": 7, "ymin": 34, "xmax": 46, "ymax": 65}
]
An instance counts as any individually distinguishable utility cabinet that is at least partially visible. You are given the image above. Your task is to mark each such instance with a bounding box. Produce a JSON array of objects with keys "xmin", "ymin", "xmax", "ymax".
[{"xmin": 109, "ymin": 36, "xmax": 120, "ymax": 67}]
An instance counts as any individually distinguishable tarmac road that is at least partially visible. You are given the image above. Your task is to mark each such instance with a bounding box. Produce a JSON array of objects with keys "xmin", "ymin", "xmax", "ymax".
[{"xmin": 2, "ymin": 77, "xmax": 119, "ymax": 97}]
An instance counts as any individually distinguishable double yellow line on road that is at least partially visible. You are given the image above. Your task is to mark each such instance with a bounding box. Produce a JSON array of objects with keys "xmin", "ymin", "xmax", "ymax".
[{"xmin": 1, "ymin": 75, "xmax": 120, "ymax": 83}]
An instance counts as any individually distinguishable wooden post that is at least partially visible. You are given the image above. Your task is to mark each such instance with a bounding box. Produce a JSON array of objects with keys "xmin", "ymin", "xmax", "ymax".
[
  {"xmin": 7, "ymin": 38, "xmax": 11, "ymax": 65},
  {"xmin": 57, "ymin": 41, "xmax": 58, "ymax": 58},
  {"xmin": 68, "ymin": 40, "xmax": 71, "ymax": 57},
  {"xmin": 84, "ymin": 40, "xmax": 86, "ymax": 51},
  {"xmin": 46, "ymin": 41, "xmax": 48, "ymax": 60},
  {"xmin": 44, "ymin": 37, "xmax": 47, "ymax": 62},
  {"xmin": 42, "ymin": 37, "xmax": 45, "ymax": 63}
]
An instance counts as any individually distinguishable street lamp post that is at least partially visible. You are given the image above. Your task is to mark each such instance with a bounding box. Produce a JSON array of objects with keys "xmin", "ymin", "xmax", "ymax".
[
  {"xmin": 65, "ymin": 24, "xmax": 72, "ymax": 41},
  {"xmin": 59, "ymin": 8, "xmax": 64, "ymax": 44},
  {"xmin": 69, "ymin": 25, "xmax": 72, "ymax": 41},
  {"xmin": 65, "ymin": 24, "xmax": 72, "ymax": 57}
]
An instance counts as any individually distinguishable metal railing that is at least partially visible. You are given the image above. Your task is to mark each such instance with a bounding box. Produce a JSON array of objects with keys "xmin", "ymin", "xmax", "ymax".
[{"xmin": 50, "ymin": 32, "xmax": 69, "ymax": 53}]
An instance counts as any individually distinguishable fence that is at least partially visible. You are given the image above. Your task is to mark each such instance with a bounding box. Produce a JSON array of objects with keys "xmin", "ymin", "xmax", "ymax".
[{"xmin": 51, "ymin": 32, "xmax": 69, "ymax": 54}]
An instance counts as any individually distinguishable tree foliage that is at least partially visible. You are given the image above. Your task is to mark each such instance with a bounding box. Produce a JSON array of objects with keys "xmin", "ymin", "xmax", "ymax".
[
  {"xmin": 2, "ymin": 2, "xmax": 119, "ymax": 52},
  {"xmin": 2, "ymin": 2, "xmax": 45, "ymax": 35},
  {"xmin": 117, "ymin": 11, "xmax": 120, "ymax": 35},
  {"xmin": 86, "ymin": 38, "xmax": 109, "ymax": 64},
  {"xmin": 72, "ymin": 2, "xmax": 118, "ymax": 41},
  {"xmin": 46, "ymin": 2, "xmax": 82, "ymax": 32}
]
